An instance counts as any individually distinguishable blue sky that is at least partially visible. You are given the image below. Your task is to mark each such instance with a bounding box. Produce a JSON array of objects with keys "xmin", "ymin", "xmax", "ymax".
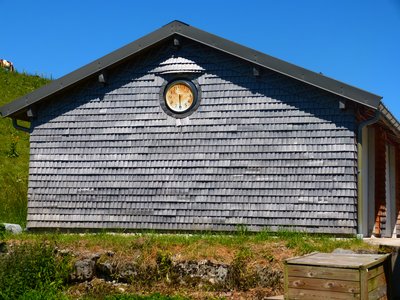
[{"xmin": 1, "ymin": 0, "xmax": 399, "ymax": 117}]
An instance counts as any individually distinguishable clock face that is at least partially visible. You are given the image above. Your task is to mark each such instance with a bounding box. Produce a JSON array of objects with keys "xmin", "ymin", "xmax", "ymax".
[{"xmin": 165, "ymin": 81, "xmax": 196, "ymax": 113}]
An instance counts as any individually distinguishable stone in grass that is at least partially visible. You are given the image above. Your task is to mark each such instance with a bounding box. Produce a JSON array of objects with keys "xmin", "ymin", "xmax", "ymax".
[
  {"xmin": 70, "ymin": 254, "xmax": 101, "ymax": 282},
  {"xmin": 332, "ymin": 248, "xmax": 355, "ymax": 254},
  {"xmin": 71, "ymin": 259, "xmax": 96, "ymax": 282},
  {"xmin": 0, "ymin": 242, "xmax": 7, "ymax": 253},
  {"xmin": 96, "ymin": 261, "xmax": 115, "ymax": 281},
  {"xmin": 3, "ymin": 223, "xmax": 22, "ymax": 234}
]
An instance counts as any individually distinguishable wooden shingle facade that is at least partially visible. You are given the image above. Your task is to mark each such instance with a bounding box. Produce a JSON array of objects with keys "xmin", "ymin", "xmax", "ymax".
[{"xmin": 1, "ymin": 21, "xmax": 399, "ymax": 236}]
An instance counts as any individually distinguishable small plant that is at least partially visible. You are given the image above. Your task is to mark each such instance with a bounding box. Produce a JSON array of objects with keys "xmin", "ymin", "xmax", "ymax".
[
  {"xmin": 156, "ymin": 250, "xmax": 173, "ymax": 280},
  {"xmin": 0, "ymin": 241, "xmax": 71, "ymax": 299},
  {"xmin": 0, "ymin": 224, "xmax": 6, "ymax": 253},
  {"xmin": 6, "ymin": 134, "xmax": 20, "ymax": 158},
  {"xmin": 261, "ymin": 249, "xmax": 275, "ymax": 263},
  {"xmin": 235, "ymin": 224, "xmax": 248, "ymax": 236},
  {"xmin": 226, "ymin": 247, "xmax": 254, "ymax": 290},
  {"xmin": 0, "ymin": 223, "xmax": 5, "ymax": 238}
]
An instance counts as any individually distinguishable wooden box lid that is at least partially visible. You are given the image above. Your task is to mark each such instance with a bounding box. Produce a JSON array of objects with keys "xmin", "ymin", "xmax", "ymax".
[{"xmin": 285, "ymin": 252, "xmax": 390, "ymax": 269}]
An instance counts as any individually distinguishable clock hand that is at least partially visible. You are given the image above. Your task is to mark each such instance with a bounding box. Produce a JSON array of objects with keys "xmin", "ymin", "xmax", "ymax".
[{"xmin": 179, "ymin": 94, "xmax": 182, "ymax": 109}]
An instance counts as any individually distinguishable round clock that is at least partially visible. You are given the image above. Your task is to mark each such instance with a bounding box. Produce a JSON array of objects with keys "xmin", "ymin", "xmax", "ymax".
[{"xmin": 164, "ymin": 80, "xmax": 197, "ymax": 113}]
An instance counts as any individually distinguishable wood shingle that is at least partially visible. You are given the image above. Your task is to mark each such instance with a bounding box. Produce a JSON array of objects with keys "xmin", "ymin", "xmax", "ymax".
[{"xmin": 22, "ymin": 38, "xmax": 360, "ymax": 233}]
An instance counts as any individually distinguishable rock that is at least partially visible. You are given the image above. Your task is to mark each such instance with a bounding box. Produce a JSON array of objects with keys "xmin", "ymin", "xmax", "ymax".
[
  {"xmin": 3, "ymin": 223, "xmax": 22, "ymax": 234},
  {"xmin": 215, "ymin": 264, "xmax": 229, "ymax": 282},
  {"xmin": 356, "ymin": 249, "xmax": 377, "ymax": 254},
  {"xmin": 117, "ymin": 263, "xmax": 138, "ymax": 283},
  {"xmin": 0, "ymin": 241, "xmax": 7, "ymax": 253},
  {"xmin": 255, "ymin": 265, "xmax": 283, "ymax": 288},
  {"xmin": 96, "ymin": 261, "xmax": 115, "ymax": 280},
  {"xmin": 55, "ymin": 247, "xmax": 73, "ymax": 256},
  {"xmin": 67, "ymin": 256, "xmax": 282, "ymax": 291},
  {"xmin": 70, "ymin": 259, "xmax": 96, "ymax": 282},
  {"xmin": 173, "ymin": 259, "xmax": 228, "ymax": 285},
  {"xmin": 90, "ymin": 253, "xmax": 101, "ymax": 261},
  {"xmin": 332, "ymin": 248, "xmax": 355, "ymax": 254},
  {"xmin": 59, "ymin": 249, "xmax": 73, "ymax": 256}
]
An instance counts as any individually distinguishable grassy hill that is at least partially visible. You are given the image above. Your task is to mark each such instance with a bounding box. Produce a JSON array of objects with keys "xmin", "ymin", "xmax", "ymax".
[{"xmin": 0, "ymin": 69, "xmax": 50, "ymax": 226}]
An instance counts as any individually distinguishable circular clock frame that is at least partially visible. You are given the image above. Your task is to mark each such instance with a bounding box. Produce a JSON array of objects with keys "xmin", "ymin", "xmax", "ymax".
[{"xmin": 160, "ymin": 79, "xmax": 200, "ymax": 118}]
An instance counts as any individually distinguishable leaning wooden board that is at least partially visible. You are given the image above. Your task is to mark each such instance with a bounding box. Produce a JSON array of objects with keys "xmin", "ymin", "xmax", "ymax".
[{"xmin": 284, "ymin": 252, "xmax": 391, "ymax": 299}]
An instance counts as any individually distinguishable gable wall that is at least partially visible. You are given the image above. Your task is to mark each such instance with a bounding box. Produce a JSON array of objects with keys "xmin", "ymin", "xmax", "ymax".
[{"xmin": 27, "ymin": 40, "xmax": 358, "ymax": 233}]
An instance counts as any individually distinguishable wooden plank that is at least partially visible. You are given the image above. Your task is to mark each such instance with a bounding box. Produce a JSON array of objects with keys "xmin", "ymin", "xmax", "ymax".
[
  {"xmin": 368, "ymin": 272, "xmax": 386, "ymax": 292},
  {"xmin": 287, "ymin": 288, "xmax": 360, "ymax": 299},
  {"xmin": 367, "ymin": 265, "xmax": 384, "ymax": 279},
  {"xmin": 284, "ymin": 263, "xmax": 289, "ymax": 300},
  {"xmin": 286, "ymin": 265, "xmax": 359, "ymax": 281},
  {"xmin": 368, "ymin": 285, "xmax": 387, "ymax": 300},
  {"xmin": 362, "ymin": 255, "xmax": 391, "ymax": 270},
  {"xmin": 288, "ymin": 276, "xmax": 359, "ymax": 293},
  {"xmin": 360, "ymin": 268, "xmax": 368, "ymax": 299}
]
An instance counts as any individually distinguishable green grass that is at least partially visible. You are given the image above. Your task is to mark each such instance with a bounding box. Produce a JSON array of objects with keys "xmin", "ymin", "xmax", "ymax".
[
  {"xmin": 5, "ymin": 229, "xmax": 377, "ymax": 258},
  {"xmin": 0, "ymin": 240, "xmax": 70, "ymax": 300},
  {"xmin": 0, "ymin": 69, "xmax": 50, "ymax": 226}
]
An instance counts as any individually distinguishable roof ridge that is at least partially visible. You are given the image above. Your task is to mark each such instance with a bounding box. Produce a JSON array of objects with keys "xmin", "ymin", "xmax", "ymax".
[
  {"xmin": 0, "ymin": 20, "xmax": 383, "ymax": 120},
  {"xmin": 162, "ymin": 20, "xmax": 190, "ymax": 27}
]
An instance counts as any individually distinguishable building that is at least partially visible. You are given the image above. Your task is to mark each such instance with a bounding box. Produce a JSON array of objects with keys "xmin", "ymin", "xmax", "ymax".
[{"xmin": 1, "ymin": 21, "xmax": 399, "ymax": 236}]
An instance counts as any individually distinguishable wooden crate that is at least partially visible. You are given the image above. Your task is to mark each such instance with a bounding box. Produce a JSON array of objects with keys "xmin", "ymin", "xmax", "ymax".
[{"xmin": 284, "ymin": 252, "xmax": 391, "ymax": 299}]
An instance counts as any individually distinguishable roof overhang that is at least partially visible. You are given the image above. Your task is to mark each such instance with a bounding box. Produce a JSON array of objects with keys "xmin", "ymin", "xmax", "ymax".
[
  {"xmin": 0, "ymin": 20, "xmax": 382, "ymax": 120},
  {"xmin": 379, "ymin": 102, "xmax": 400, "ymax": 138}
]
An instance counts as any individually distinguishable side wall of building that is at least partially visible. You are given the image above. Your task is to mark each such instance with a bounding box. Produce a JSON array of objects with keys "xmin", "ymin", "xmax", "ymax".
[
  {"xmin": 371, "ymin": 125, "xmax": 400, "ymax": 237},
  {"xmin": 27, "ymin": 40, "xmax": 358, "ymax": 233}
]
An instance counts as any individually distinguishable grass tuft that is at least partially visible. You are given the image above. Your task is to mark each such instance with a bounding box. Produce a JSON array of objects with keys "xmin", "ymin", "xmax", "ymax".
[{"xmin": 0, "ymin": 240, "xmax": 71, "ymax": 299}]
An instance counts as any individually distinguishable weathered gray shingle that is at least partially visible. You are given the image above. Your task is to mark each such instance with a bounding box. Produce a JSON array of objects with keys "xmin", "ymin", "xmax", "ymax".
[{"xmin": 27, "ymin": 40, "xmax": 358, "ymax": 234}]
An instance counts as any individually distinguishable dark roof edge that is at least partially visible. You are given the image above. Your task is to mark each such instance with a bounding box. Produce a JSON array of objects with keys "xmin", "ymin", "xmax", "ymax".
[
  {"xmin": 0, "ymin": 21, "xmax": 183, "ymax": 118},
  {"xmin": 379, "ymin": 102, "xmax": 400, "ymax": 137},
  {"xmin": 0, "ymin": 20, "xmax": 382, "ymax": 119},
  {"xmin": 175, "ymin": 23, "xmax": 382, "ymax": 109}
]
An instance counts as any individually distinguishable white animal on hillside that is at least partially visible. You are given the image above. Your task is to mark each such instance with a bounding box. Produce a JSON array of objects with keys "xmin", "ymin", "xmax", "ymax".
[{"xmin": 0, "ymin": 59, "xmax": 14, "ymax": 72}]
